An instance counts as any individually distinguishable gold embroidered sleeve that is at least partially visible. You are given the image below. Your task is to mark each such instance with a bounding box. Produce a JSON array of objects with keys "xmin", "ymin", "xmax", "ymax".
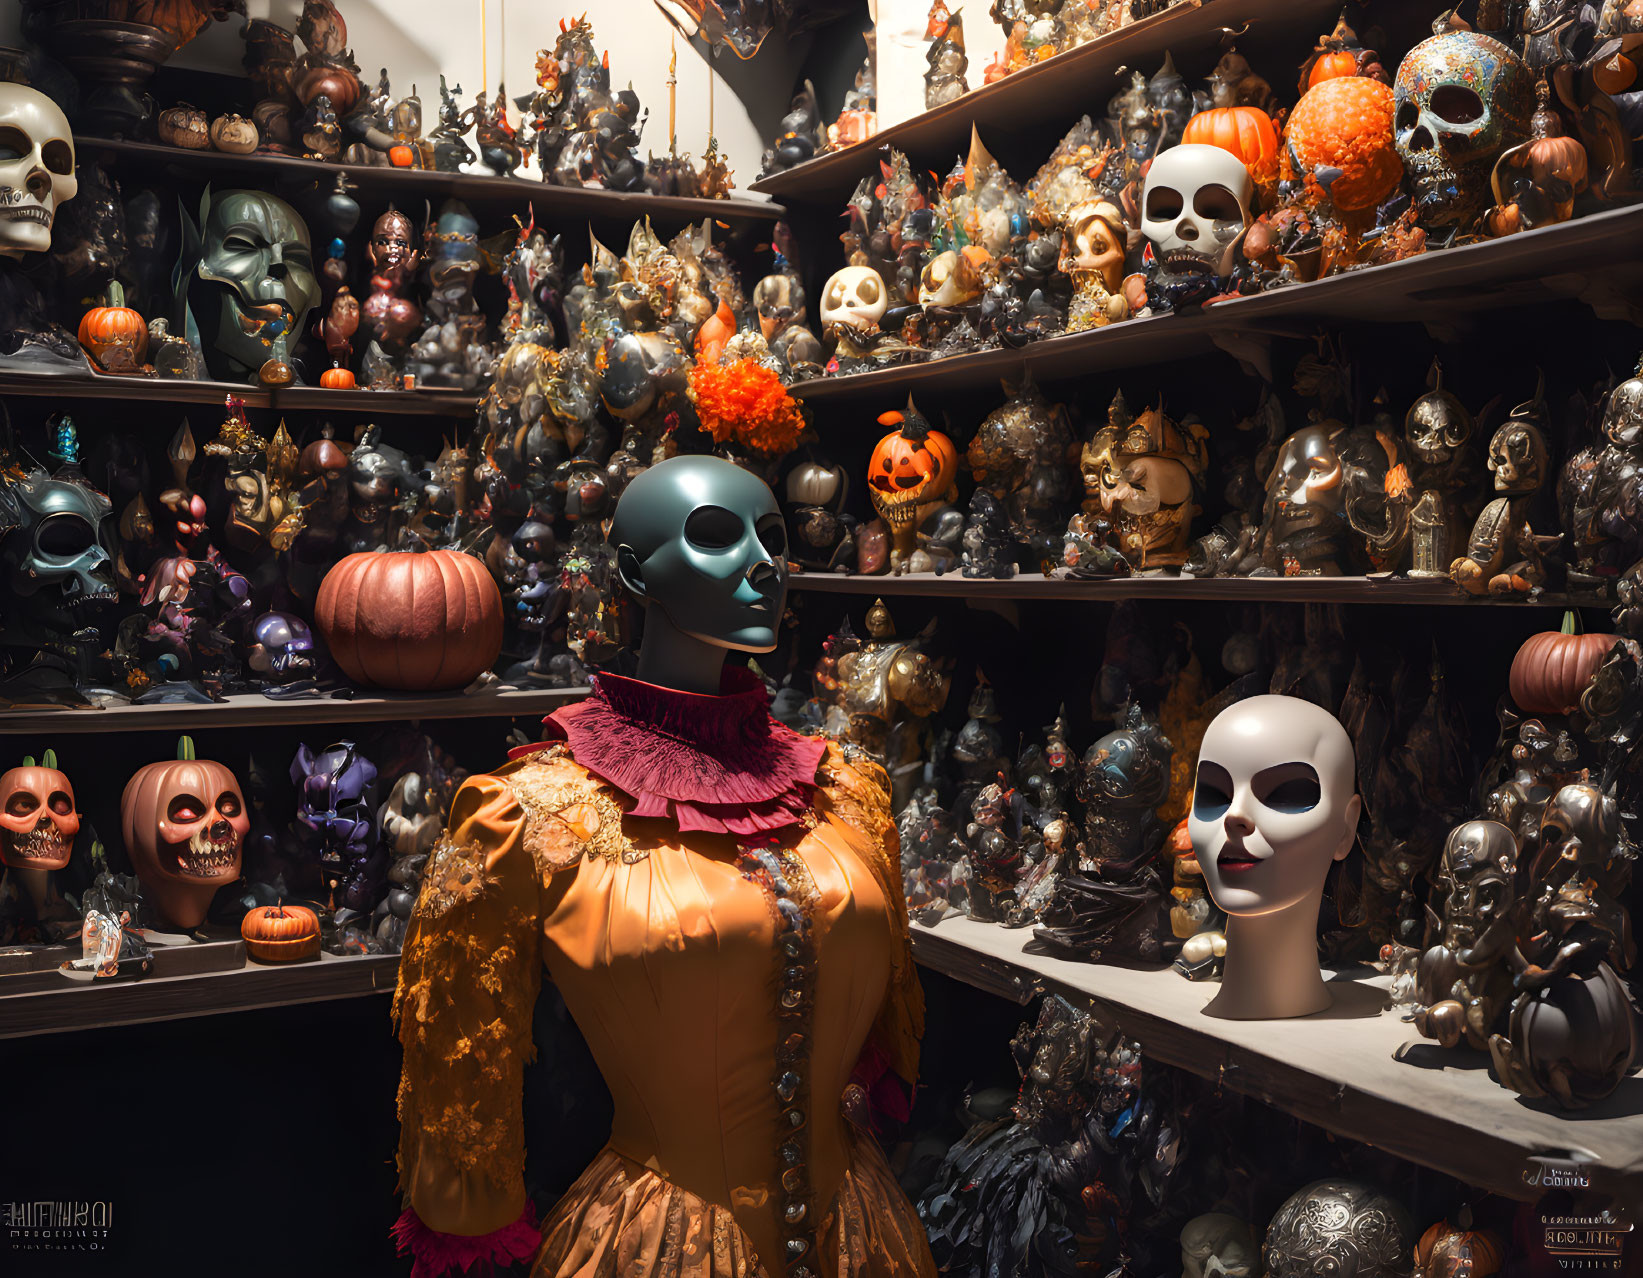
[
  {"xmin": 392, "ymin": 770, "xmax": 544, "ymax": 1237},
  {"xmin": 815, "ymin": 743, "xmax": 924, "ymax": 1087}
]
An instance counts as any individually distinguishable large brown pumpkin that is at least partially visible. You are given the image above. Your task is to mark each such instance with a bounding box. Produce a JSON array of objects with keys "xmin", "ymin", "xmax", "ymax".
[
  {"xmin": 121, "ymin": 736, "xmax": 248, "ymax": 931},
  {"xmin": 242, "ymin": 903, "xmax": 321, "ymax": 962},
  {"xmin": 1509, "ymin": 612, "xmax": 1613, "ymax": 715},
  {"xmin": 316, "ymin": 550, "xmax": 503, "ymax": 690}
]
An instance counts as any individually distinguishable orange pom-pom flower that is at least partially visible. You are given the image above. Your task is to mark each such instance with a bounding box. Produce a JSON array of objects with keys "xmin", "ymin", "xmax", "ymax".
[
  {"xmin": 688, "ymin": 357, "xmax": 807, "ymax": 459},
  {"xmin": 1282, "ymin": 76, "xmax": 1402, "ymax": 213}
]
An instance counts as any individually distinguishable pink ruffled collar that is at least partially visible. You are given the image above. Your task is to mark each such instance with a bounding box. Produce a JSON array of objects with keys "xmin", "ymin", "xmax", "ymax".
[{"xmin": 514, "ymin": 667, "xmax": 827, "ymax": 837}]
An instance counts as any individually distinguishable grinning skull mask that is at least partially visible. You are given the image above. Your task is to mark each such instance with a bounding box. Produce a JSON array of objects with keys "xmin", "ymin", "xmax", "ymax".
[
  {"xmin": 1394, "ymin": 31, "xmax": 1533, "ymax": 229},
  {"xmin": 1139, "ymin": 144, "xmax": 1252, "ymax": 281},
  {"xmin": 609, "ymin": 454, "xmax": 787, "ymax": 654},
  {"xmin": 819, "ymin": 265, "xmax": 887, "ymax": 332},
  {"xmin": 0, "ymin": 84, "xmax": 77, "ymax": 259},
  {"xmin": 121, "ymin": 749, "xmax": 248, "ymax": 931},
  {"xmin": 0, "ymin": 757, "xmax": 79, "ymax": 871},
  {"xmin": 1404, "ymin": 363, "xmax": 1473, "ymax": 466},
  {"xmin": 0, "ymin": 471, "xmax": 116, "ymax": 607},
  {"xmin": 1485, "ymin": 417, "xmax": 1548, "ymax": 494}
]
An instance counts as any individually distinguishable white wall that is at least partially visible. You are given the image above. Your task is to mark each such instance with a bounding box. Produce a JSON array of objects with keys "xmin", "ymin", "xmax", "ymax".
[
  {"xmin": 1, "ymin": 0, "xmax": 809, "ymax": 193},
  {"xmin": 876, "ymin": 0, "xmax": 1005, "ymax": 131}
]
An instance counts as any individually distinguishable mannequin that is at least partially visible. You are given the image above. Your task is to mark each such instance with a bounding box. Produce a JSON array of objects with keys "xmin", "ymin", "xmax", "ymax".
[
  {"xmin": 393, "ymin": 454, "xmax": 933, "ymax": 1278},
  {"xmin": 1188, "ymin": 695, "xmax": 1360, "ymax": 1019}
]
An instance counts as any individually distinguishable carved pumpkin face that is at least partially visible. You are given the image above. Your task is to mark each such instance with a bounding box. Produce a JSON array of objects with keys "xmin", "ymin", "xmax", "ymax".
[
  {"xmin": 868, "ymin": 401, "xmax": 959, "ymax": 529},
  {"xmin": 0, "ymin": 760, "xmax": 79, "ymax": 870},
  {"xmin": 121, "ymin": 742, "xmax": 247, "ymax": 930}
]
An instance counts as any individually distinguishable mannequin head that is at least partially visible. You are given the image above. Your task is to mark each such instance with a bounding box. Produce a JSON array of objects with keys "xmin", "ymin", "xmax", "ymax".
[
  {"xmin": 610, "ymin": 456, "xmax": 787, "ymax": 680},
  {"xmin": 1190, "ymin": 695, "xmax": 1359, "ymax": 917}
]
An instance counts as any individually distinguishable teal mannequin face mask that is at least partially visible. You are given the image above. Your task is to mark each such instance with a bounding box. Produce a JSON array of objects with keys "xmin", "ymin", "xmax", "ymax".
[{"xmin": 610, "ymin": 455, "xmax": 788, "ymax": 657}]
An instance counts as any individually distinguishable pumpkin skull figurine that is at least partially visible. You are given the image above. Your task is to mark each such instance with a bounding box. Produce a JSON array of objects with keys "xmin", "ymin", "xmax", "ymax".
[
  {"xmin": 177, "ymin": 189, "xmax": 320, "ymax": 385},
  {"xmin": 0, "ymin": 751, "xmax": 79, "ymax": 871},
  {"xmin": 1393, "ymin": 27, "xmax": 1534, "ymax": 234},
  {"xmin": 1451, "ymin": 389, "xmax": 1553, "ymax": 595},
  {"xmin": 866, "ymin": 398, "xmax": 963, "ymax": 575},
  {"xmin": 1125, "ymin": 143, "xmax": 1252, "ymax": 315},
  {"xmin": 120, "ymin": 737, "xmax": 248, "ymax": 932}
]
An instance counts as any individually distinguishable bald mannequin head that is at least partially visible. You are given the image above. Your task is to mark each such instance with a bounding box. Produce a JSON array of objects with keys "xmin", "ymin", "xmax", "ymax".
[{"xmin": 1189, "ymin": 694, "xmax": 1360, "ymax": 918}]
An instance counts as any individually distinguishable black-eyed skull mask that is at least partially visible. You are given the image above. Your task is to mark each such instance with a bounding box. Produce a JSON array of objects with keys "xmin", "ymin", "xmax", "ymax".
[
  {"xmin": 183, "ymin": 189, "xmax": 320, "ymax": 380},
  {"xmin": 1393, "ymin": 31, "xmax": 1533, "ymax": 229},
  {"xmin": 0, "ymin": 471, "xmax": 116, "ymax": 608},
  {"xmin": 1139, "ymin": 144, "xmax": 1251, "ymax": 280},
  {"xmin": 0, "ymin": 84, "xmax": 77, "ymax": 258}
]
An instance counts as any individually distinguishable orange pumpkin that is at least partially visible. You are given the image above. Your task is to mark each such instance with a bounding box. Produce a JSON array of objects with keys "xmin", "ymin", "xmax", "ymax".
[
  {"xmin": 315, "ymin": 550, "xmax": 504, "ymax": 690},
  {"xmin": 1307, "ymin": 49, "xmax": 1360, "ymax": 89},
  {"xmin": 389, "ymin": 143, "xmax": 416, "ymax": 167},
  {"xmin": 242, "ymin": 903, "xmax": 321, "ymax": 962},
  {"xmin": 1282, "ymin": 76, "xmax": 1403, "ymax": 213},
  {"xmin": 319, "ymin": 365, "xmax": 356, "ymax": 389},
  {"xmin": 121, "ymin": 737, "xmax": 248, "ymax": 932},
  {"xmin": 78, "ymin": 282, "xmax": 148, "ymax": 374},
  {"xmin": 1183, "ymin": 107, "xmax": 1279, "ymax": 185},
  {"xmin": 867, "ymin": 399, "xmax": 959, "ymax": 532},
  {"xmin": 0, "ymin": 749, "xmax": 79, "ymax": 872},
  {"xmin": 1509, "ymin": 612, "xmax": 1613, "ymax": 715},
  {"xmin": 1414, "ymin": 1215, "xmax": 1504, "ymax": 1278}
]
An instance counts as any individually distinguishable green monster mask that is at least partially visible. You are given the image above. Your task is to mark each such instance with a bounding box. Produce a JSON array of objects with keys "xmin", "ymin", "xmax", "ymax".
[{"xmin": 176, "ymin": 188, "xmax": 320, "ymax": 383}]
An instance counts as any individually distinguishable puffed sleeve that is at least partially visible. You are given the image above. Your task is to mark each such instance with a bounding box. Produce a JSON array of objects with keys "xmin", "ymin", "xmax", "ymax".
[
  {"xmin": 815, "ymin": 745, "xmax": 925, "ymax": 1093},
  {"xmin": 391, "ymin": 768, "xmax": 548, "ymax": 1276}
]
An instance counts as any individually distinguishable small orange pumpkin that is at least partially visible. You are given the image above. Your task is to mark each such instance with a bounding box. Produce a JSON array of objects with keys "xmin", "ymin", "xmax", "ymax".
[
  {"xmin": 78, "ymin": 282, "xmax": 148, "ymax": 373},
  {"xmin": 1414, "ymin": 1212, "xmax": 1504, "ymax": 1278},
  {"xmin": 1307, "ymin": 49, "xmax": 1360, "ymax": 89},
  {"xmin": 867, "ymin": 399, "xmax": 959, "ymax": 531},
  {"xmin": 389, "ymin": 143, "xmax": 416, "ymax": 167},
  {"xmin": 242, "ymin": 902, "xmax": 321, "ymax": 962},
  {"xmin": 1509, "ymin": 612, "xmax": 1614, "ymax": 715},
  {"xmin": 1183, "ymin": 107, "xmax": 1279, "ymax": 185},
  {"xmin": 319, "ymin": 364, "xmax": 356, "ymax": 389}
]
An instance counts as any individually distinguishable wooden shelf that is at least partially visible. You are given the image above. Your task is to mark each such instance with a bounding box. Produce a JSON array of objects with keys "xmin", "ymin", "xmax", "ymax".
[
  {"xmin": 912, "ymin": 913, "xmax": 1643, "ymax": 1204},
  {"xmin": 790, "ymin": 204, "xmax": 1643, "ymax": 404},
  {"xmin": 77, "ymin": 136, "xmax": 784, "ymax": 226},
  {"xmin": 787, "ymin": 569, "xmax": 1592, "ymax": 606},
  {"xmin": 0, "ymin": 369, "xmax": 481, "ymax": 417},
  {"xmin": 0, "ymin": 685, "xmax": 588, "ymax": 733},
  {"xmin": 0, "ymin": 950, "xmax": 399, "ymax": 1040},
  {"xmin": 751, "ymin": 0, "xmax": 1337, "ymax": 203}
]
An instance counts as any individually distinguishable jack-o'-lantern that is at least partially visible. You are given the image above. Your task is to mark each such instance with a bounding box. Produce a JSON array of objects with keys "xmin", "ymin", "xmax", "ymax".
[
  {"xmin": 157, "ymin": 103, "xmax": 210, "ymax": 150},
  {"xmin": 1413, "ymin": 1212, "xmax": 1504, "ymax": 1278},
  {"xmin": 78, "ymin": 282, "xmax": 149, "ymax": 374},
  {"xmin": 0, "ymin": 751, "xmax": 79, "ymax": 871},
  {"xmin": 121, "ymin": 737, "xmax": 247, "ymax": 931},
  {"xmin": 868, "ymin": 399, "xmax": 959, "ymax": 571},
  {"xmin": 210, "ymin": 113, "xmax": 260, "ymax": 155}
]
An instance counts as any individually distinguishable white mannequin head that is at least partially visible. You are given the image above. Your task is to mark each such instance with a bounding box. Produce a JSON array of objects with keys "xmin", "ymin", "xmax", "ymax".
[{"xmin": 1189, "ymin": 694, "xmax": 1359, "ymax": 917}]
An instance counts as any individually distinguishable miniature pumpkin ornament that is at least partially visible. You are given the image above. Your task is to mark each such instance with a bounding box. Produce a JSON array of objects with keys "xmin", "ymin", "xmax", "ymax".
[
  {"xmin": 315, "ymin": 549, "xmax": 504, "ymax": 690},
  {"xmin": 868, "ymin": 400, "xmax": 959, "ymax": 571},
  {"xmin": 157, "ymin": 103, "xmax": 210, "ymax": 149},
  {"xmin": 0, "ymin": 751, "xmax": 79, "ymax": 871},
  {"xmin": 210, "ymin": 113, "xmax": 260, "ymax": 155},
  {"xmin": 121, "ymin": 737, "xmax": 248, "ymax": 932},
  {"xmin": 1508, "ymin": 612, "xmax": 1613, "ymax": 715},
  {"xmin": 241, "ymin": 902, "xmax": 321, "ymax": 962},
  {"xmin": 78, "ymin": 282, "xmax": 148, "ymax": 374}
]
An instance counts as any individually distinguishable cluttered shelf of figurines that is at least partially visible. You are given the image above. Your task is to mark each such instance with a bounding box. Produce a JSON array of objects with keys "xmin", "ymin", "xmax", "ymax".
[
  {"xmin": 908, "ymin": 914, "xmax": 1643, "ymax": 1206},
  {"xmin": 0, "ymin": 685, "xmax": 589, "ymax": 734},
  {"xmin": 75, "ymin": 135, "xmax": 785, "ymax": 226},
  {"xmin": 0, "ymin": 367, "xmax": 484, "ymax": 416},
  {"xmin": 0, "ymin": 946, "xmax": 399, "ymax": 1039}
]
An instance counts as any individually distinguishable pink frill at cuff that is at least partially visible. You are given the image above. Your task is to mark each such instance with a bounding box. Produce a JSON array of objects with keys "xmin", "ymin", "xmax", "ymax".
[
  {"xmin": 391, "ymin": 1202, "xmax": 540, "ymax": 1278},
  {"xmin": 512, "ymin": 667, "xmax": 828, "ymax": 837}
]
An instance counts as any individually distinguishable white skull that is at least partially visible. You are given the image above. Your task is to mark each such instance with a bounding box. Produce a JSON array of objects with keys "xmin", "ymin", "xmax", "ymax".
[
  {"xmin": 1181, "ymin": 1212, "xmax": 1260, "ymax": 1278},
  {"xmin": 1139, "ymin": 143, "xmax": 1251, "ymax": 281},
  {"xmin": 1188, "ymin": 694, "xmax": 1360, "ymax": 917},
  {"xmin": 819, "ymin": 265, "xmax": 887, "ymax": 332},
  {"xmin": 0, "ymin": 84, "xmax": 77, "ymax": 259}
]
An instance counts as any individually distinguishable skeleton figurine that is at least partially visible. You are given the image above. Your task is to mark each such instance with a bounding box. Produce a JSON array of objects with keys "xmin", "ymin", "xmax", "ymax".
[
  {"xmin": 1561, "ymin": 357, "xmax": 1643, "ymax": 591},
  {"xmin": 1033, "ymin": 704, "xmax": 1175, "ymax": 963},
  {"xmin": 0, "ymin": 83, "xmax": 82, "ymax": 374},
  {"xmin": 1394, "ymin": 25, "xmax": 1534, "ymax": 240},
  {"xmin": 1451, "ymin": 388, "xmax": 1555, "ymax": 595},
  {"xmin": 819, "ymin": 265, "xmax": 892, "ymax": 370},
  {"xmin": 1123, "ymin": 144, "xmax": 1253, "ymax": 315},
  {"xmin": 1410, "ymin": 819, "xmax": 1521, "ymax": 1049}
]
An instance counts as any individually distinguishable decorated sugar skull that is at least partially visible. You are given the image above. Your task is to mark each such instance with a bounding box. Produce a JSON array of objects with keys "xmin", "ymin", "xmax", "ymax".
[
  {"xmin": 1181, "ymin": 1212, "xmax": 1260, "ymax": 1278},
  {"xmin": 819, "ymin": 265, "xmax": 888, "ymax": 332},
  {"xmin": 1393, "ymin": 29, "xmax": 1533, "ymax": 229},
  {"xmin": 120, "ymin": 737, "xmax": 248, "ymax": 930},
  {"xmin": 0, "ymin": 84, "xmax": 77, "ymax": 258},
  {"xmin": 1139, "ymin": 144, "xmax": 1252, "ymax": 280},
  {"xmin": 609, "ymin": 454, "xmax": 787, "ymax": 653},
  {"xmin": 0, "ymin": 751, "xmax": 79, "ymax": 871}
]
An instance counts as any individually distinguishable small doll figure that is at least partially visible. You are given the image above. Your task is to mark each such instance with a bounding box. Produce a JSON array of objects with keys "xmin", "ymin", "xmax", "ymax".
[
  {"xmin": 360, "ymin": 209, "xmax": 422, "ymax": 389},
  {"xmin": 429, "ymin": 75, "xmax": 474, "ymax": 172}
]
